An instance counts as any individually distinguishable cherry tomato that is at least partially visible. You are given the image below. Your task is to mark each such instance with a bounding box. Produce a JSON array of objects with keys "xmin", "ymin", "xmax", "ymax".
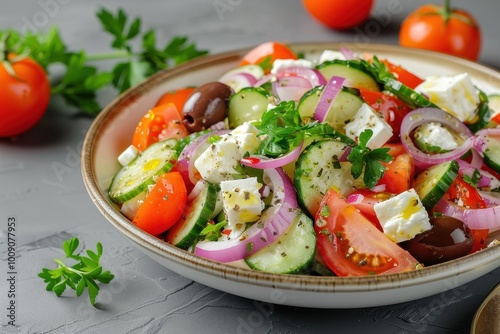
[
  {"xmin": 302, "ymin": 0, "xmax": 374, "ymax": 30},
  {"xmin": 0, "ymin": 54, "xmax": 51, "ymax": 137},
  {"xmin": 359, "ymin": 90, "xmax": 413, "ymax": 141},
  {"xmin": 314, "ymin": 188, "xmax": 420, "ymax": 276},
  {"xmin": 155, "ymin": 87, "xmax": 196, "ymax": 117},
  {"xmin": 132, "ymin": 172, "xmax": 187, "ymax": 236},
  {"xmin": 447, "ymin": 173, "xmax": 487, "ymax": 209},
  {"xmin": 240, "ymin": 42, "xmax": 297, "ymax": 73},
  {"xmin": 399, "ymin": 3, "xmax": 481, "ymax": 61},
  {"xmin": 132, "ymin": 103, "xmax": 189, "ymax": 151}
]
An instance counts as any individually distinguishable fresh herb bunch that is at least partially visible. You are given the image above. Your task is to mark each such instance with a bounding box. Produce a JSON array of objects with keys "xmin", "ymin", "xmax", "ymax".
[
  {"xmin": 38, "ymin": 237, "xmax": 114, "ymax": 306},
  {"xmin": 0, "ymin": 7, "xmax": 208, "ymax": 115},
  {"xmin": 347, "ymin": 129, "xmax": 393, "ymax": 189}
]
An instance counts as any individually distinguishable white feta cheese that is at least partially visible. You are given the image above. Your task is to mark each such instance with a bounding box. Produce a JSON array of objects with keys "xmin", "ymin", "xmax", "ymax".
[
  {"xmin": 194, "ymin": 122, "xmax": 260, "ymax": 184},
  {"xmin": 318, "ymin": 50, "xmax": 346, "ymax": 64},
  {"xmin": 118, "ymin": 145, "xmax": 140, "ymax": 166},
  {"xmin": 413, "ymin": 122, "xmax": 458, "ymax": 152},
  {"xmin": 374, "ymin": 189, "xmax": 432, "ymax": 243},
  {"xmin": 415, "ymin": 73, "xmax": 480, "ymax": 123},
  {"xmin": 220, "ymin": 177, "xmax": 265, "ymax": 239},
  {"xmin": 345, "ymin": 103, "xmax": 393, "ymax": 149},
  {"xmin": 270, "ymin": 58, "xmax": 313, "ymax": 75}
]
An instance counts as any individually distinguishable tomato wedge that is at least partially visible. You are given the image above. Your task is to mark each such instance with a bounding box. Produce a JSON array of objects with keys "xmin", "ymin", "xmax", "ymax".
[
  {"xmin": 132, "ymin": 103, "xmax": 189, "ymax": 151},
  {"xmin": 380, "ymin": 59, "xmax": 424, "ymax": 89},
  {"xmin": 470, "ymin": 229, "xmax": 489, "ymax": 253},
  {"xmin": 240, "ymin": 41, "xmax": 297, "ymax": 73},
  {"xmin": 447, "ymin": 173, "xmax": 487, "ymax": 209},
  {"xmin": 155, "ymin": 87, "xmax": 196, "ymax": 117},
  {"xmin": 348, "ymin": 189, "xmax": 391, "ymax": 232},
  {"xmin": 132, "ymin": 172, "xmax": 187, "ymax": 236},
  {"xmin": 377, "ymin": 144, "xmax": 414, "ymax": 194},
  {"xmin": 315, "ymin": 188, "xmax": 420, "ymax": 276}
]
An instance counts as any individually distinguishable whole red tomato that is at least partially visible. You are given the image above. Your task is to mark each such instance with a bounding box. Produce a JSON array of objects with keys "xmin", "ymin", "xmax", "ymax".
[
  {"xmin": 0, "ymin": 54, "xmax": 51, "ymax": 137},
  {"xmin": 302, "ymin": 0, "xmax": 374, "ymax": 30},
  {"xmin": 399, "ymin": 2, "xmax": 481, "ymax": 61}
]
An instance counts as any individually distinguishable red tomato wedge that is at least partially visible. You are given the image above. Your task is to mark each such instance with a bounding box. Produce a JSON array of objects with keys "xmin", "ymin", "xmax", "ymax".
[
  {"xmin": 359, "ymin": 89, "xmax": 413, "ymax": 141},
  {"xmin": 470, "ymin": 229, "xmax": 489, "ymax": 253},
  {"xmin": 447, "ymin": 173, "xmax": 487, "ymax": 209},
  {"xmin": 380, "ymin": 59, "xmax": 424, "ymax": 89},
  {"xmin": 132, "ymin": 103, "xmax": 189, "ymax": 151},
  {"xmin": 155, "ymin": 87, "xmax": 196, "ymax": 117},
  {"xmin": 348, "ymin": 189, "xmax": 392, "ymax": 232},
  {"xmin": 240, "ymin": 41, "xmax": 297, "ymax": 73},
  {"xmin": 132, "ymin": 172, "xmax": 187, "ymax": 236},
  {"xmin": 315, "ymin": 188, "xmax": 420, "ymax": 276},
  {"xmin": 377, "ymin": 148, "xmax": 415, "ymax": 194}
]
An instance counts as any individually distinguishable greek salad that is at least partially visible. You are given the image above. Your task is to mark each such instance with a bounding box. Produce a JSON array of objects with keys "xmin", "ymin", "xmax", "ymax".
[{"xmin": 107, "ymin": 41, "xmax": 500, "ymax": 277}]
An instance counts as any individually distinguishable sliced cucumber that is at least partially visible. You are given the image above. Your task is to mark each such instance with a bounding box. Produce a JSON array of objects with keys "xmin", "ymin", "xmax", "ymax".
[
  {"xmin": 412, "ymin": 160, "xmax": 459, "ymax": 210},
  {"xmin": 489, "ymin": 94, "xmax": 500, "ymax": 116},
  {"xmin": 108, "ymin": 139, "xmax": 179, "ymax": 203},
  {"xmin": 316, "ymin": 60, "xmax": 380, "ymax": 91},
  {"xmin": 165, "ymin": 182, "xmax": 218, "ymax": 250},
  {"xmin": 297, "ymin": 85, "xmax": 324, "ymax": 121},
  {"xmin": 244, "ymin": 209, "xmax": 316, "ymax": 274},
  {"xmin": 323, "ymin": 87, "xmax": 363, "ymax": 131},
  {"xmin": 228, "ymin": 86, "xmax": 272, "ymax": 128},
  {"xmin": 294, "ymin": 139, "xmax": 355, "ymax": 217},
  {"xmin": 383, "ymin": 77, "xmax": 438, "ymax": 109},
  {"xmin": 483, "ymin": 134, "xmax": 500, "ymax": 173}
]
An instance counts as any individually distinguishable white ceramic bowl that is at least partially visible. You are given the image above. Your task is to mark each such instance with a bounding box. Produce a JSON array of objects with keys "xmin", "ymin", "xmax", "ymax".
[{"xmin": 82, "ymin": 42, "xmax": 500, "ymax": 308}]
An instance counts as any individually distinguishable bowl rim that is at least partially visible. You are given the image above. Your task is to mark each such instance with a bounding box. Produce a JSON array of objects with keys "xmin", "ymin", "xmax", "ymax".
[{"xmin": 81, "ymin": 41, "xmax": 500, "ymax": 294}]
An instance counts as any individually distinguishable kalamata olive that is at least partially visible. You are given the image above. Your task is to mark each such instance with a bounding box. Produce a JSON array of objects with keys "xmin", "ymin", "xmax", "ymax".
[
  {"xmin": 402, "ymin": 216, "xmax": 473, "ymax": 266},
  {"xmin": 182, "ymin": 82, "xmax": 233, "ymax": 132}
]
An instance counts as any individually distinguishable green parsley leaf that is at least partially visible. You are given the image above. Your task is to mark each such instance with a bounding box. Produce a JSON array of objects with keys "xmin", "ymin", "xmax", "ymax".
[
  {"xmin": 200, "ymin": 221, "xmax": 227, "ymax": 241},
  {"xmin": 38, "ymin": 237, "xmax": 114, "ymax": 306},
  {"xmin": 347, "ymin": 129, "xmax": 393, "ymax": 189}
]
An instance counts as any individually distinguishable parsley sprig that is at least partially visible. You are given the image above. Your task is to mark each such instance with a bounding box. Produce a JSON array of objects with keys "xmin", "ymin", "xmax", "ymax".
[
  {"xmin": 347, "ymin": 129, "xmax": 393, "ymax": 189},
  {"xmin": 255, "ymin": 101, "xmax": 345, "ymax": 157},
  {"xmin": 0, "ymin": 7, "xmax": 208, "ymax": 115},
  {"xmin": 38, "ymin": 237, "xmax": 114, "ymax": 306}
]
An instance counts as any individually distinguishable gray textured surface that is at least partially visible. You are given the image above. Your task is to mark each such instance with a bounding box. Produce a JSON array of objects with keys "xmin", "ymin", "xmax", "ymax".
[{"xmin": 1, "ymin": 0, "xmax": 500, "ymax": 333}]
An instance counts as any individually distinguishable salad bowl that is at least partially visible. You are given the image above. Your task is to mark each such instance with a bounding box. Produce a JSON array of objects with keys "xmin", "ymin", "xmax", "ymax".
[{"xmin": 82, "ymin": 42, "xmax": 500, "ymax": 308}]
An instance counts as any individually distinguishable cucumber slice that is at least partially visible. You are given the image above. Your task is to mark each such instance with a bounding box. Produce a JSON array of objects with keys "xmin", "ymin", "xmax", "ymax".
[
  {"xmin": 227, "ymin": 86, "xmax": 272, "ymax": 128},
  {"xmin": 323, "ymin": 87, "xmax": 363, "ymax": 131},
  {"xmin": 297, "ymin": 85, "xmax": 323, "ymax": 121},
  {"xmin": 412, "ymin": 160, "xmax": 459, "ymax": 210},
  {"xmin": 294, "ymin": 139, "xmax": 355, "ymax": 217},
  {"xmin": 489, "ymin": 94, "xmax": 500, "ymax": 115},
  {"xmin": 108, "ymin": 139, "xmax": 178, "ymax": 203},
  {"xmin": 383, "ymin": 77, "xmax": 438, "ymax": 109},
  {"xmin": 317, "ymin": 60, "xmax": 380, "ymax": 92},
  {"xmin": 165, "ymin": 182, "xmax": 218, "ymax": 249},
  {"xmin": 483, "ymin": 134, "xmax": 500, "ymax": 173},
  {"xmin": 244, "ymin": 209, "xmax": 316, "ymax": 274}
]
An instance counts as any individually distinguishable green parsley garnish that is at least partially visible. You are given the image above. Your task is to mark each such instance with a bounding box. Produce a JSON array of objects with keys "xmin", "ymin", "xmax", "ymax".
[
  {"xmin": 347, "ymin": 129, "xmax": 393, "ymax": 189},
  {"xmin": 0, "ymin": 7, "xmax": 207, "ymax": 115},
  {"xmin": 199, "ymin": 221, "xmax": 227, "ymax": 241},
  {"xmin": 38, "ymin": 237, "xmax": 114, "ymax": 306}
]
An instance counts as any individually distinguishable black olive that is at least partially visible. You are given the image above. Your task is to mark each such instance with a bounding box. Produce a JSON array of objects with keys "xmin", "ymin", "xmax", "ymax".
[
  {"xmin": 402, "ymin": 216, "xmax": 473, "ymax": 266},
  {"xmin": 182, "ymin": 82, "xmax": 233, "ymax": 132}
]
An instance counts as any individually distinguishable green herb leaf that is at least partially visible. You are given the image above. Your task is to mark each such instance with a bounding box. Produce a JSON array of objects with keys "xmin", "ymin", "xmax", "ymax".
[
  {"xmin": 347, "ymin": 129, "xmax": 393, "ymax": 189},
  {"xmin": 38, "ymin": 237, "xmax": 114, "ymax": 307}
]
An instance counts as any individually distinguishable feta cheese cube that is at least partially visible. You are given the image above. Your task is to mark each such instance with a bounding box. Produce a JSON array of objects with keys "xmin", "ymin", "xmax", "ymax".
[
  {"xmin": 270, "ymin": 58, "xmax": 313, "ymax": 75},
  {"xmin": 374, "ymin": 189, "xmax": 432, "ymax": 243},
  {"xmin": 318, "ymin": 50, "xmax": 346, "ymax": 64},
  {"xmin": 345, "ymin": 103, "xmax": 393, "ymax": 149},
  {"xmin": 194, "ymin": 122, "xmax": 260, "ymax": 184},
  {"xmin": 220, "ymin": 177, "xmax": 265, "ymax": 239},
  {"xmin": 413, "ymin": 122, "xmax": 458, "ymax": 152},
  {"xmin": 415, "ymin": 73, "xmax": 480, "ymax": 123}
]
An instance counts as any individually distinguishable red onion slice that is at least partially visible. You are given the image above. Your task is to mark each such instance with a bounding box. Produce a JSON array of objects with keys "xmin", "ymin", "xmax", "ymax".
[
  {"xmin": 400, "ymin": 108, "xmax": 474, "ymax": 169},
  {"xmin": 433, "ymin": 196, "xmax": 500, "ymax": 230},
  {"xmin": 339, "ymin": 47, "xmax": 356, "ymax": 60},
  {"xmin": 273, "ymin": 66, "xmax": 327, "ymax": 87},
  {"xmin": 240, "ymin": 142, "xmax": 303, "ymax": 169},
  {"xmin": 194, "ymin": 167, "xmax": 298, "ymax": 263},
  {"xmin": 457, "ymin": 159, "xmax": 491, "ymax": 188},
  {"xmin": 314, "ymin": 76, "xmax": 345, "ymax": 122},
  {"xmin": 474, "ymin": 127, "xmax": 500, "ymax": 156}
]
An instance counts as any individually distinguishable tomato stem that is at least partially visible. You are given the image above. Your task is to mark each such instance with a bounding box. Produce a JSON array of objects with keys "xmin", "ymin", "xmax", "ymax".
[{"xmin": 443, "ymin": 0, "xmax": 451, "ymax": 23}]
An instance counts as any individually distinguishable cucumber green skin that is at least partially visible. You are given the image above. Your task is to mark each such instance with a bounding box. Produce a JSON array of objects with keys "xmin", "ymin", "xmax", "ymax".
[
  {"xmin": 316, "ymin": 60, "xmax": 380, "ymax": 92},
  {"xmin": 165, "ymin": 182, "xmax": 218, "ymax": 250},
  {"xmin": 108, "ymin": 139, "xmax": 179, "ymax": 203},
  {"xmin": 483, "ymin": 135, "xmax": 500, "ymax": 173},
  {"xmin": 294, "ymin": 139, "xmax": 355, "ymax": 217},
  {"xmin": 383, "ymin": 78, "xmax": 438, "ymax": 110},
  {"xmin": 244, "ymin": 209, "xmax": 316, "ymax": 274},
  {"xmin": 228, "ymin": 86, "xmax": 271, "ymax": 128},
  {"xmin": 323, "ymin": 88, "xmax": 364, "ymax": 131},
  {"xmin": 412, "ymin": 160, "xmax": 459, "ymax": 210}
]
